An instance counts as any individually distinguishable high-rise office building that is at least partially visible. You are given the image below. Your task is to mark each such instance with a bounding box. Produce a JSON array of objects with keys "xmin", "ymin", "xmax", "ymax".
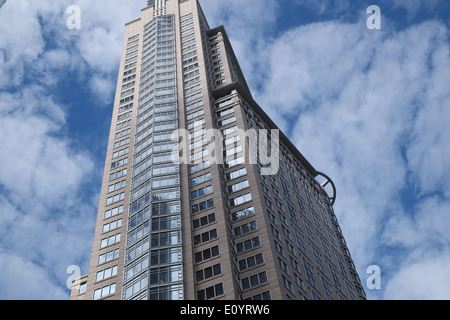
[{"xmin": 70, "ymin": 0, "xmax": 366, "ymax": 301}]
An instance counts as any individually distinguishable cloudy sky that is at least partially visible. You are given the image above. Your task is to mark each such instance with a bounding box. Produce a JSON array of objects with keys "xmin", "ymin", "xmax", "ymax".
[{"xmin": 0, "ymin": 0, "xmax": 449, "ymax": 300}]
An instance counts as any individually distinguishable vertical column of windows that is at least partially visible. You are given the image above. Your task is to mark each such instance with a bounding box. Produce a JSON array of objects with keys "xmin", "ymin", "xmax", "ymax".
[
  {"xmin": 181, "ymin": 12, "xmax": 227, "ymax": 300},
  {"xmin": 209, "ymin": 34, "xmax": 226, "ymax": 86},
  {"xmin": 215, "ymin": 94, "xmax": 273, "ymax": 299},
  {"xmin": 92, "ymin": 33, "xmax": 141, "ymax": 300},
  {"xmin": 123, "ymin": 15, "xmax": 183, "ymax": 301}
]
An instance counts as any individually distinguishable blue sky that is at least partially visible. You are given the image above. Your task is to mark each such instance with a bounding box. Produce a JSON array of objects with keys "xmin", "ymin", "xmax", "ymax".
[{"xmin": 0, "ymin": 0, "xmax": 449, "ymax": 300}]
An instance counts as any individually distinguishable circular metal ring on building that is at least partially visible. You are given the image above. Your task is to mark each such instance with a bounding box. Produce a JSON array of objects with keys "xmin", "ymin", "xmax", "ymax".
[{"xmin": 316, "ymin": 172, "xmax": 336, "ymax": 207}]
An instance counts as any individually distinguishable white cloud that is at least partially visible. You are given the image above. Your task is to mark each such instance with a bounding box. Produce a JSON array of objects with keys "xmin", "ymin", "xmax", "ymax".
[
  {"xmin": 0, "ymin": 0, "xmax": 45, "ymax": 87},
  {"xmin": 406, "ymin": 34, "xmax": 450, "ymax": 197},
  {"xmin": 0, "ymin": 249, "xmax": 69, "ymax": 300},
  {"xmin": 383, "ymin": 250, "xmax": 450, "ymax": 300},
  {"xmin": 89, "ymin": 74, "xmax": 116, "ymax": 104},
  {"xmin": 0, "ymin": 85, "xmax": 97, "ymax": 299},
  {"xmin": 391, "ymin": 0, "xmax": 442, "ymax": 20},
  {"xmin": 383, "ymin": 197, "xmax": 450, "ymax": 250},
  {"xmin": 0, "ymin": 86, "xmax": 93, "ymax": 204}
]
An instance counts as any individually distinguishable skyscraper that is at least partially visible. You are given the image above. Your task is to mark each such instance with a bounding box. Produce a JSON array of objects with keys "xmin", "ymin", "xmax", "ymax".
[{"xmin": 70, "ymin": 0, "xmax": 366, "ymax": 301}]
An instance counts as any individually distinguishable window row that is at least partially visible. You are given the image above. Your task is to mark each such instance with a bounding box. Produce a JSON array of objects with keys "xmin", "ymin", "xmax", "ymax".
[
  {"xmin": 190, "ymin": 171, "xmax": 211, "ymax": 187},
  {"xmin": 118, "ymin": 103, "xmax": 133, "ymax": 115},
  {"xmin": 115, "ymin": 128, "xmax": 131, "ymax": 139},
  {"xmin": 183, "ymin": 56, "xmax": 198, "ymax": 65},
  {"xmin": 226, "ymin": 167, "xmax": 247, "ymax": 181},
  {"xmin": 185, "ymin": 91, "xmax": 203, "ymax": 103},
  {"xmin": 114, "ymin": 137, "xmax": 130, "ymax": 149},
  {"xmin": 229, "ymin": 193, "xmax": 252, "ymax": 207},
  {"xmin": 238, "ymin": 253, "xmax": 264, "ymax": 272},
  {"xmin": 184, "ymin": 75, "xmax": 200, "ymax": 87},
  {"xmin": 152, "ymin": 174, "xmax": 179, "ymax": 189},
  {"xmin": 148, "ymin": 265, "xmax": 183, "ymax": 290},
  {"xmin": 217, "ymin": 106, "xmax": 234, "ymax": 118},
  {"xmin": 152, "ymin": 200, "xmax": 180, "ymax": 217},
  {"xmin": 113, "ymin": 148, "xmax": 129, "ymax": 162},
  {"xmin": 192, "ymin": 198, "xmax": 214, "ymax": 214},
  {"xmin": 96, "ymin": 265, "xmax": 118, "ymax": 282},
  {"xmin": 123, "ymin": 74, "xmax": 136, "ymax": 83},
  {"xmin": 218, "ymin": 116, "xmax": 236, "ymax": 127},
  {"xmin": 193, "ymin": 213, "xmax": 216, "ymax": 230},
  {"xmin": 234, "ymin": 221, "xmax": 257, "ymax": 237},
  {"xmin": 196, "ymin": 283, "xmax": 224, "ymax": 300},
  {"xmin": 124, "ymin": 61, "xmax": 137, "ymax": 71},
  {"xmin": 116, "ymin": 119, "xmax": 132, "ymax": 130},
  {"xmin": 184, "ymin": 69, "xmax": 200, "ymax": 80},
  {"xmin": 224, "ymin": 145, "xmax": 242, "ymax": 158},
  {"xmin": 188, "ymin": 127, "xmax": 206, "ymax": 140},
  {"xmin": 231, "ymin": 206, "xmax": 255, "ymax": 222},
  {"xmin": 127, "ymin": 221, "xmax": 149, "ymax": 246},
  {"xmin": 182, "ymin": 38, "xmax": 196, "ymax": 48},
  {"xmin": 191, "ymin": 185, "xmax": 213, "ymax": 200},
  {"xmin": 121, "ymin": 80, "xmax": 135, "ymax": 90},
  {"xmin": 150, "ymin": 246, "xmax": 182, "ymax": 267},
  {"xmin": 149, "ymin": 284, "xmax": 183, "ymax": 301},
  {"xmin": 196, "ymin": 264, "xmax": 222, "ymax": 283},
  {"xmin": 189, "ymin": 160, "xmax": 210, "ymax": 175},
  {"xmin": 152, "ymin": 187, "xmax": 179, "ymax": 202},
  {"xmin": 216, "ymin": 79, "xmax": 227, "ymax": 86},
  {"xmin": 186, "ymin": 99, "xmax": 204, "ymax": 112},
  {"xmin": 182, "ymin": 43, "xmax": 197, "ymax": 54},
  {"xmin": 189, "ymin": 139, "xmax": 207, "ymax": 153},
  {"xmin": 108, "ymin": 179, "xmax": 126, "ymax": 193},
  {"xmin": 241, "ymin": 271, "xmax": 268, "ymax": 291},
  {"xmin": 106, "ymin": 192, "xmax": 125, "ymax": 206},
  {"xmin": 126, "ymin": 237, "xmax": 149, "ymax": 263},
  {"xmin": 93, "ymin": 283, "xmax": 116, "ymax": 300},
  {"xmin": 151, "ymin": 230, "xmax": 181, "ymax": 248},
  {"xmin": 182, "ymin": 49, "xmax": 197, "ymax": 60},
  {"xmin": 225, "ymin": 156, "xmax": 244, "ymax": 169},
  {"xmin": 152, "ymin": 215, "xmax": 181, "ymax": 232},
  {"xmin": 224, "ymin": 135, "xmax": 241, "ymax": 148},
  {"xmin": 100, "ymin": 233, "xmax": 121, "ymax": 248},
  {"xmin": 227, "ymin": 179, "xmax": 249, "ymax": 194},
  {"xmin": 245, "ymin": 291, "xmax": 272, "ymax": 301},
  {"xmin": 194, "ymin": 245, "xmax": 219, "ymax": 264},
  {"xmin": 236, "ymin": 236, "xmax": 260, "ymax": 254},
  {"xmin": 194, "ymin": 229, "xmax": 218, "ymax": 246},
  {"xmin": 103, "ymin": 218, "xmax": 122, "ymax": 233},
  {"xmin": 153, "ymin": 163, "xmax": 179, "ymax": 176},
  {"xmin": 123, "ymin": 272, "xmax": 148, "ymax": 300},
  {"xmin": 117, "ymin": 111, "xmax": 132, "ymax": 122},
  {"xmin": 123, "ymin": 67, "xmax": 136, "ymax": 77},
  {"xmin": 104, "ymin": 205, "xmax": 124, "ymax": 220},
  {"xmin": 183, "ymin": 61, "xmax": 198, "ymax": 72},
  {"xmin": 186, "ymin": 107, "xmax": 204, "ymax": 121},
  {"xmin": 187, "ymin": 117, "xmax": 205, "ymax": 130},
  {"xmin": 98, "ymin": 248, "xmax": 120, "ymax": 265}
]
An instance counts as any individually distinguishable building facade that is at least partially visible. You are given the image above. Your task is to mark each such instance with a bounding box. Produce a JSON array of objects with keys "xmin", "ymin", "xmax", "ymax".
[{"xmin": 70, "ymin": 0, "xmax": 366, "ymax": 301}]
